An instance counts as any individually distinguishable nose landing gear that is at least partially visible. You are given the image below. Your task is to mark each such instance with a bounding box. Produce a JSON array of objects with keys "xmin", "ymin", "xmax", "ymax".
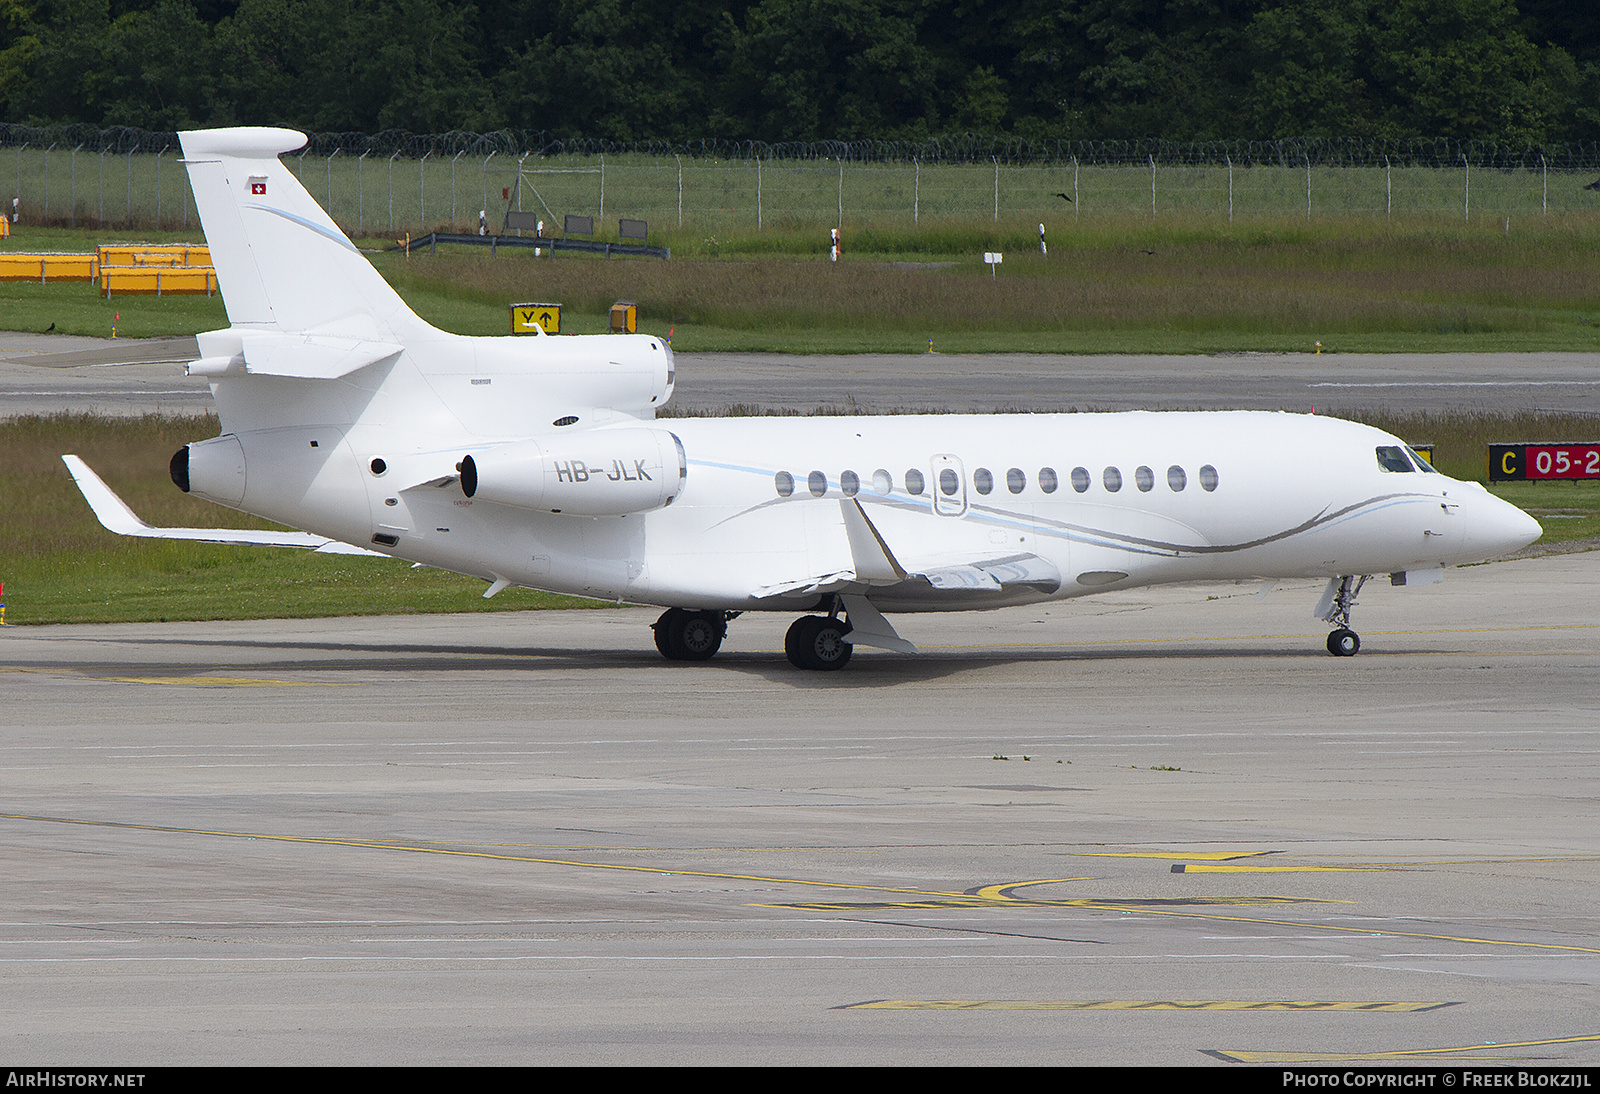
[{"xmin": 1318, "ymin": 575, "xmax": 1368, "ymax": 657}]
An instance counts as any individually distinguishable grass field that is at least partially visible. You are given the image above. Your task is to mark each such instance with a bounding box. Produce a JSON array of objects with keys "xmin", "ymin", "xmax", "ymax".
[
  {"xmin": 6, "ymin": 215, "xmax": 1599, "ymax": 353},
  {"xmin": 1, "ymin": 410, "xmax": 1593, "ymax": 626}
]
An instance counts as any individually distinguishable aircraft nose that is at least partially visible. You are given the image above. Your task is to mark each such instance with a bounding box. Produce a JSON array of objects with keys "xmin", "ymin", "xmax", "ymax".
[{"xmin": 1463, "ymin": 490, "xmax": 1542, "ymax": 559}]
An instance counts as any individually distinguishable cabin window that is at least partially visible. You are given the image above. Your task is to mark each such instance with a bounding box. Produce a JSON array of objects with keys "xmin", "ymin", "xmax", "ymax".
[
  {"xmin": 1071, "ymin": 466, "xmax": 1090, "ymax": 493},
  {"xmin": 939, "ymin": 468, "xmax": 959, "ymax": 496},
  {"xmin": 974, "ymin": 468, "xmax": 993, "ymax": 495},
  {"xmin": 1039, "ymin": 467, "xmax": 1058, "ymax": 493},
  {"xmin": 905, "ymin": 469, "xmax": 925, "ymax": 495},
  {"xmin": 1199, "ymin": 464, "xmax": 1219, "ymax": 491},
  {"xmin": 1006, "ymin": 467, "xmax": 1026, "ymax": 494},
  {"xmin": 808, "ymin": 470, "xmax": 828, "ymax": 496},
  {"xmin": 1135, "ymin": 465, "xmax": 1154, "ymax": 492},
  {"xmin": 1375, "ymin": 446, "xmax": 1414, "ymax": 473},
  {"xmin": 872, "ymin": 469, "xmax": 893, "ymax": 495},
  {"xmin": 841, "ymin": 469, "xmax": 860, "ymax": 496},
  {"xmin": 1167, "ymin": 465, "xmax": 1187, "ymax": 491},
  {"xmin": 1103, "ymin": 466, "xmax": 1123, "ymax": 492},
  {"xmin": 775, "ymin": 471, "xmax": 794, "ymax": 497}
]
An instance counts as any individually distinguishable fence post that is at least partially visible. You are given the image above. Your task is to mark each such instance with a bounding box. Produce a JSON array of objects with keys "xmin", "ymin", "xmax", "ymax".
[
  {"xmin": 675, "ymin": 154, "xmax": 682, "ymax": 227},
  {"xmin": 326, "ymin": 149, "xmax": 337, "ymax": 217},
  {"xmin": 913, "ymin": 159, "xmax": 919, "ymax": 224},
  {"xmin": 993, "ymin": 157, "xmax": 999, "ymax": 221},
  {"xmin": 43, "ymin": 143, "xmax": 54, "ymax": 220},
  {"xmin": 419, "ymin": 150, "xmax": 430, "ymax": 230},
  {"xmin": 1226, "ymin": 155, "xmax": 1233, "ymax": 224},
  {"xmin": 1072, "ymin": 155, "xmax": 1078, "ymax": 219},
  {"xmin": 482, "ymin": 151, "xmax": 495, "ymax": 226},
  {"xmin": 13, "ymin": 143, "xmax": 22, "ymax": 215},
  {"xmin": 1541, "ymin": 154, "xmax": 1547, "ymax": 215},
  {"xmin": 1462, "ymin": 153, "xmax": 1469, "ymax": 221},
  {"xmin": 358, "ymin": 151, "xmax": 368, "ymax": 232},
  {"xmin": 756, "ymin": 155, "xmax": 761, "ymax": 230},
  {"xmin": 599, "ymin": 152, "xmax": 604, "ymax": 221},
  {"xmin": 70, "ymin": 144, "xmax": 81, "ymax": 227},
  {"xmin": 451, "ymin": 150, "xmax": 463, "ymax": 225},
  {"xmin": 1149, "ymin": 154, "xmax": 1155, "ymax": 217},
  {"xmin": 388, "ymin": 150, "xmax": 398, "ymax": 232},
  {"xmin": 98, "ymin": 149, "xmax": 105, "ymax": 223},
  {"xmin": 1385, "ymin": 156, "xmax": 1391, "ymax": 220},
  {"xmin": 837, "ymin": 157, "xmax": 843, "ymax": 228},
  {"xmin": 156, "ymin": 145, "xmax": 166, "ymax": 226},
  {"xmin": 125, "ymin": 148, "xmax": 133, "ymax": 225},
  {"xmin": 1305, "ymin": 154, "xmax": 1312, "ymax": 221}
]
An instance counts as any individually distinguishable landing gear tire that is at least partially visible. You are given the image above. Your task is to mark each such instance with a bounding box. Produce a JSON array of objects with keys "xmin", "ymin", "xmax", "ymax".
[
  {"xmin": 785, "ymin": 615, "xmax": 853, "ymax": 671},
  {"xmin": 1326, "ymin": 628, "xmax": 1360, "ymax": 657},
  {"xmin": 653, "ymin": 608, "xmax": 726, "ymax": 662}
]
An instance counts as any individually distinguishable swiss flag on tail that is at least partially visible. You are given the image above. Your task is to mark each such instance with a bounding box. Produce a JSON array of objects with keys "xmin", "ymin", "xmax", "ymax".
[{"xmin": 249, "ymin": 178, "xmax": 267, "ymax": 195}]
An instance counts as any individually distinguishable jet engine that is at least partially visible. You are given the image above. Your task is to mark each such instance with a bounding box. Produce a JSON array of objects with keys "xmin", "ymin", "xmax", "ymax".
[
  {"xmin": 460, "ymin": 428, "xmax": 686, "ymax": 516},
  {"xmin": 170, "ymin": 434, "xmax": 247, "ymax": 507}
]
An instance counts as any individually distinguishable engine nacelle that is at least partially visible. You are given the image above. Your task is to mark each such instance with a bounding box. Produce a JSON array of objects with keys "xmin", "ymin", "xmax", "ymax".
[
  {"xmin": 460, "ymin": 428, "xmax": 685, "ymax": 516},
  {"xmin": 171, "ymin": 434, "xmax": 247, "ymax": 507}
]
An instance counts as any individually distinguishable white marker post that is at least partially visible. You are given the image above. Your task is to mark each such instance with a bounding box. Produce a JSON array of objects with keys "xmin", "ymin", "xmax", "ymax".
[
  {"xmin": 984, "ymin": 251, "xmax": 1002, "ymax": 278},
  {"xmin": 1038, "ymin": 224, "xmax": 1046, "ymax": 256},
  {"xmin": 830, "ymin": 227, "xmax": 840, "ymax": 263}
]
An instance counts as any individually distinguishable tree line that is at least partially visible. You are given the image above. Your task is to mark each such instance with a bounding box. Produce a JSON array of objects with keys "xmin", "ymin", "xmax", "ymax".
[{"xmin": 1, "ymin": 0, "xmax": 1595, "ymax": 143}]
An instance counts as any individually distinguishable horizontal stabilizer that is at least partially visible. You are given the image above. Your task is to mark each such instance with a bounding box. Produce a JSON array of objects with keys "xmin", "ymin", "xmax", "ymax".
[
  {"xmin": 238, "ymin": 331, "xmax": 404, "ymax": 379},
  {"xmin": 62, "ymin": 455, "xmax": 380, "ymax": 555}
]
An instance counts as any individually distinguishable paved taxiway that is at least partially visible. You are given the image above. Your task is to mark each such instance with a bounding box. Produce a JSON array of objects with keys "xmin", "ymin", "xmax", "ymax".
[
  {"xmin": 4, "ymin": 335, "xmax": 1600, "ymax": 416},
  {"xmin": 2, "ymin": 554, "xmax": 1597, "ymax": 1064}
]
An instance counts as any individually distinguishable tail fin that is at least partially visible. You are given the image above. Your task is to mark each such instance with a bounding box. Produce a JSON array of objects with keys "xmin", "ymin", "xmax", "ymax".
[{"xmin": 179, "ymin": 128, "xmax": 426, "ymax": 339}]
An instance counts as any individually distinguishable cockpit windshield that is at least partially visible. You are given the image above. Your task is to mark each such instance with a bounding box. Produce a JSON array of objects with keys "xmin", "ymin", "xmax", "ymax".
[
  {"xmin": 1375, "ymin": 445, "xmax": 1439, "ymax": 473},
  {"xmin": 1375, "ymin": 446, "xmax": 1414, "ymax": 472}
]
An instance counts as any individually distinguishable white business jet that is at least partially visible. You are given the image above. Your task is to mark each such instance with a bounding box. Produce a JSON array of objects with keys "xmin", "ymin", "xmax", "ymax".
[{"xmin": 64, "ymin": 127, "xmax": 1541, "ymax": 669}]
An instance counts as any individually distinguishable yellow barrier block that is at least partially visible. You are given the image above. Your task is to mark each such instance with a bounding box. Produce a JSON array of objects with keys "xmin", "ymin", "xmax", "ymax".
[
  {"xmin": 100, "ymin": 266, "xmax": 218, "ymax": 297},
  {"xmin": 96, "ymin": 244, "xmax": 211, "ymax": 268},
  {"xmin": 0, "ymin": 253, "xmax": 99, "ymax": 282}
]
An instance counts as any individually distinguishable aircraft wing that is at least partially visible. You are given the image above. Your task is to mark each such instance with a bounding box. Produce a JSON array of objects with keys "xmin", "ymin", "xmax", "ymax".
[
  {"xmin": 751, "ymin": 499, "xmax": 1062, "ymax": 600},
  {"xmin": 62, "ymin": 455, "xmax": 381, "ymax": 555}
]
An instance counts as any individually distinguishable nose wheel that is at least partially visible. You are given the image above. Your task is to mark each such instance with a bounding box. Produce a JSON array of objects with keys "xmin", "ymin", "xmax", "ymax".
[{"xmin": 1326, "ymin": 628, "xmax": 1360, "ymax": 657}]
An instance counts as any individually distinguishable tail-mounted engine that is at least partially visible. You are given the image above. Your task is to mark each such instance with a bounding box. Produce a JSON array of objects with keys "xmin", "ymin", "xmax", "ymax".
[
  {"xmin": 170, "ymin": 435, "xmax": 247, "ymax": 507},
  {"xmin": 460, "ymin": 428, "xmax": 686, "ymax": 516}
]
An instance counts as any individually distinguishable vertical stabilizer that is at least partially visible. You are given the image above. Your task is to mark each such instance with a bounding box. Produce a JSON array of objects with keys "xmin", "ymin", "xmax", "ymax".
[{"xmin": 179, "ymin": 128, "xmax": 426, "ymax": 339}]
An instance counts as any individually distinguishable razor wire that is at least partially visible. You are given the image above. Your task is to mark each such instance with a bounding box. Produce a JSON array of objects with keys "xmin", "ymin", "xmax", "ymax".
[{"xmin": 6, "ymin": 125, "xmax": 1600, "ymax": 169}]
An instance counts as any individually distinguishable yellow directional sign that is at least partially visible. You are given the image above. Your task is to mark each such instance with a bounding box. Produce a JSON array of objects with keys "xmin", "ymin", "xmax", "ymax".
[{"xmin": 511, "ymin": 302, "xmax": 560, "ymax": 334}]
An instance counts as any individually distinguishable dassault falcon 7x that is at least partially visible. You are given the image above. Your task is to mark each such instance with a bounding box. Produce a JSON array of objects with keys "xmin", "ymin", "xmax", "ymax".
[{"xmin": 64, "ymin": 127, "xmax": 1541, "ymax": 669}]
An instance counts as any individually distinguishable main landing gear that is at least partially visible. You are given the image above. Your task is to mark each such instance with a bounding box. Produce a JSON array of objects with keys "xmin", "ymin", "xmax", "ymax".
[
  {"xmin": 650, "ymin": 602, "xmax": 857, "ymax": 670},
  {"xmin": 1320, "ymin": 575, "xmax": 1368, "ymax": 657},
  {"xmin": 652, "ymin": 608, "xmax": 730, "ymax": 661},
  {"xmin": 784, "ymin": 613, "xmax": 853, "ymax": 671}
]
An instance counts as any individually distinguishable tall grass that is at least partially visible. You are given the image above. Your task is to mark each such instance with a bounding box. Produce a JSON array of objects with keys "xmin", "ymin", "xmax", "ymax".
[{"xmin": 379, "ymin": 214, "xmax": 1600, "ymax": 347}]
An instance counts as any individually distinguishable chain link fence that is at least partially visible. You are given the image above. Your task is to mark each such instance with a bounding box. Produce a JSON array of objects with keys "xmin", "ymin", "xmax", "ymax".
[{"xmin": 6, "ymin": 125, "xmax": 1600, "ymax": 236}]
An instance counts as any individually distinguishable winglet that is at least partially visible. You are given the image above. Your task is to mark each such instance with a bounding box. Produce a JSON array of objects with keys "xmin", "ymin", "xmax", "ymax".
[
  {"xmin": 61, "ymin": 454, "xmax": 381, "ymax": 555},
  {"xmin": 63, "ymin": 455, "xmax": 156, "ymax": 535}
]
